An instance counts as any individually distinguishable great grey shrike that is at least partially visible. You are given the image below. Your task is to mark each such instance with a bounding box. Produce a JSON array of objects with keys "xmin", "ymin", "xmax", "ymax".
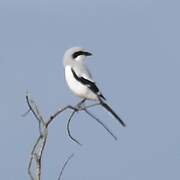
[{"xmin": 63, "ymin": 47, "xmax": 126, "ymax": 127}]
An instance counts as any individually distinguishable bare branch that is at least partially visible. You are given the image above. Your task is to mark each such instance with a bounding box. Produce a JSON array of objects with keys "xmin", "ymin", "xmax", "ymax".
[
  {"xmin": 67, "ymin": 110, "xmax": 82, "ymax": 146},
  {"xmin": 26, "ymin": 93, "xmax": 44, "ymax": 124},
  {"xmin": 84, "ymin": 109, "xmax": 117, "ymax": 141},
  {"xmin": 26, "ymin": 94, "xmax": 83, "ymax": 180},
  {"xmin": 46, "ymin": 105, "xmax": 78, "ymax": 127},
  {"xmin": 28, "ymin": 136, "xmax": 41, "ymax": 180},
  {"xmin": 25, "ymin": 93, "xmax": 117, "ymax": 180},
  {"xmin": 22, "ymin": 108, "xmax": 31, "ymax": 117},
  {"xmin": 80, "ymin": 102, "xmax": 100, "ymax": 110},
  {"xmin": 58, "ymin": 153, "xmax": 75, "ymax": 180},
  {"xmin": 26, "ymin": 94, "xmax": 56, "ymax": 180}
]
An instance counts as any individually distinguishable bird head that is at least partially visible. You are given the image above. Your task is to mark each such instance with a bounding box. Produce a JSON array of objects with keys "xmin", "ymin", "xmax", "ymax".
[{"xmin": 63, "ymin": 47, "xmax": 92, "ymax": 66}]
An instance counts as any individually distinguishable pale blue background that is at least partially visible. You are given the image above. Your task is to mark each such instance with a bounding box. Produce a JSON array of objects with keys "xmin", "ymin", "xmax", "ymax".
[{"xmin": 0, "ymin": 0, "xmax": 180, "ymax": 179}]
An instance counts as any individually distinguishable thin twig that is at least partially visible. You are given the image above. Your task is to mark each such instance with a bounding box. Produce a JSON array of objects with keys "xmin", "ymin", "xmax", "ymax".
[
  {"xmin": 22, "ymin": 108, "xmax": 31, "ymax": 117},
  {"xmin": 84, "ymin": 109, "xmax": 117, "ymax": 141},
  {"xmin": 46, "ymin": 105, "xmax": 78, "ymax": 127},
  {"xmin": 58, "ymin": 153, "xmax": 75, "ymax": 180},
  {"xmin": 80, "ymin": 102, "xmax": 100, "ymax": 110},
  {"xmin": 67, "ymin": 110, "xmax": 82, "ymax": 146},
  {"xmin": 26, "ymin": 94, "xmax": 44, "ymax": 123}
]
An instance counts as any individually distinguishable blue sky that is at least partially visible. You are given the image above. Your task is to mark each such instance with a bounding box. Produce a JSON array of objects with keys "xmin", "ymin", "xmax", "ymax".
[{"xmin": 0, "ymin": 0, "xmax": 180, "ymax": 179}]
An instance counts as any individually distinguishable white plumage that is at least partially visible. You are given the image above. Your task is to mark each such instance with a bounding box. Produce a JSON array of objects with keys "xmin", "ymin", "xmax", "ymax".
[
  {"xmin": 65, "ymin": 65, "xmax": 98, "ymax": 100},
  {"xmin": 63, "ymin": 46, "xmax": 126, "ymax": 127}
]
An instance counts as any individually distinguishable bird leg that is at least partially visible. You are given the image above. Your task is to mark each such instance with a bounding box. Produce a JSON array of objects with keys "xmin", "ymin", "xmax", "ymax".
[{"xmin": 75, "ymin": 98, "xmax": 86, "ymax": 110}]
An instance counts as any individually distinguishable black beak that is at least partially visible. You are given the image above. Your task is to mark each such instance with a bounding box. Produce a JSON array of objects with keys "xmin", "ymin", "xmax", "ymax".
[{"xmin": 84, "ymin": 51, "xmax": 92, "ymax": 56}]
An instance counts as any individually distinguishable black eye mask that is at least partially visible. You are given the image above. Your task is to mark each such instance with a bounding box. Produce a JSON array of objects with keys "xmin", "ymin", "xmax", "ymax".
[{"xmin": 72, "ymin": 51, "xmax": 92, "ymax": 59}]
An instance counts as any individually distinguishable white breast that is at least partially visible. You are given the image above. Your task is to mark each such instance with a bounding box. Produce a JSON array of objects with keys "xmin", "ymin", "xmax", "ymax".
[{"xmin": 65, "ymin": 66, "xmax": 98, "ymax": 100}]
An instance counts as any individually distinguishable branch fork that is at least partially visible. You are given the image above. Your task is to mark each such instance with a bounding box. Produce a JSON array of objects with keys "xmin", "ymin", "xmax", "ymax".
[{"xmin": 25, "ymin": 93, "xmax": 116, "ymax": 180}]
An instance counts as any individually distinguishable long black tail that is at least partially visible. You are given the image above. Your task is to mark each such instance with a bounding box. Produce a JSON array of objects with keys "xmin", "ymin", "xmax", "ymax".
[{"xmin": 99, "ymin": 99, "xmax": 126, "ymax": 127}]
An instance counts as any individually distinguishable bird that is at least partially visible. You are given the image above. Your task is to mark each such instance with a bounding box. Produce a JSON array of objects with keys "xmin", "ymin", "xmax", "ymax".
[{"xmin": 63, "ymin": 47, "xmax": 126, "ymax": 127}]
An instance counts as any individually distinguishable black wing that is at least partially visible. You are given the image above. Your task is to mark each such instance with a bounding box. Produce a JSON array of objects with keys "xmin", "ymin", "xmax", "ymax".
[{"xmin": 71, "ymin": 68, "xmax": 106, "ymax": 100}]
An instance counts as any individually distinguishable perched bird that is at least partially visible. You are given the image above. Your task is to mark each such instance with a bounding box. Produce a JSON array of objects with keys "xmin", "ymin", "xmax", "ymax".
[{"xmin": 63, "ymin": 47, "xmax": 126, "ymax": 127}]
